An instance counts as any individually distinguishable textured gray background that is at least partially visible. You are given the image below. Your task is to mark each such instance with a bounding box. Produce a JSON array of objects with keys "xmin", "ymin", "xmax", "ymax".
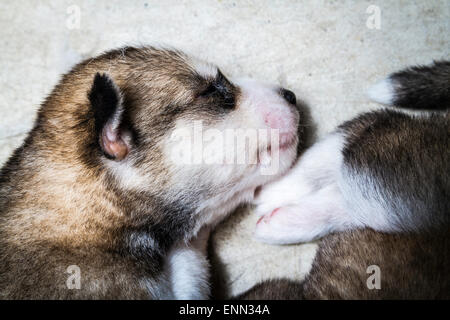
[{"xmin": 0, "ymin": 0, "xmax": 449, "ymax": 297}]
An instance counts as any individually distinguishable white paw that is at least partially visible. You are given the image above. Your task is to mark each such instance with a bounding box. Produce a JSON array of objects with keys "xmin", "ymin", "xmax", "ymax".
[
  {"xmin": 253, "ymin": 206, "xmax": 322, "ymax": 244},
  {"xmin": 253, "ymin": 199, "xmax": 343, "ymax": 245},
  {"xmin": 253, "ymin": 182, "xmax": 300, "ymax": 217},
  {"xmin": 253, "ymin": 200, "xmax": 284, "ymax": 218}
]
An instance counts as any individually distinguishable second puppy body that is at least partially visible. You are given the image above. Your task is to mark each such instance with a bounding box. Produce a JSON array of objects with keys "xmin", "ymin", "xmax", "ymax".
[
  {"xmin": 242, "ymin": 61, "xmax": 449, "ymax": 299},
  {"xmin": 254, "ymin": 61, "xmax": 449, "ymax": 244}
]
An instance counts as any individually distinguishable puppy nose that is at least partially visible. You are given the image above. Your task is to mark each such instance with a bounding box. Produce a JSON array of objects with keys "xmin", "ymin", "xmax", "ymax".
[{"xmin": 280, "ymin": 88, "xmax": 296, "ymax": 105}]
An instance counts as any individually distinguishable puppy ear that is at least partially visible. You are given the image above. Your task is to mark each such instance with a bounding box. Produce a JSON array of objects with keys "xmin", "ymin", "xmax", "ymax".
[{"xmin": 88, "ymin": 73, "xmax": 131, "ymax": 161}]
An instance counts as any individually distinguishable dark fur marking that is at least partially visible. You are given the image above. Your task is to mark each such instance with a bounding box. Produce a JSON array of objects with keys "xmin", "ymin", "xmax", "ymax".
[{"xmin": 88, "ymin": 73, "xmax": 121, "ymax": 136}]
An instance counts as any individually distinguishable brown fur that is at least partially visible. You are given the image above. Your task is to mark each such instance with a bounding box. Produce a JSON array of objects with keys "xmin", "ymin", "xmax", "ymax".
[
  {"xmin": 0, "ymin": 47, "xmax": 204, "ymax": 299},
  {"xmin": 0, "ymin": 46, "xmax": 300, "ymax": 299},
  {"xmin": 239, "ymin": 228, "xmax": 450, "ymax": 300}
]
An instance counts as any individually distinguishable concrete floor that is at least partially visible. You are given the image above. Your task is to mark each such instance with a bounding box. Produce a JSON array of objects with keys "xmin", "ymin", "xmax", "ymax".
[{"xmin": 0, "ymin": 0, "xmax": 449, "ymax": 297}]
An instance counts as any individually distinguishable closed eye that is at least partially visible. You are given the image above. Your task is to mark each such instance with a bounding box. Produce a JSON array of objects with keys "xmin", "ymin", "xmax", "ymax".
[
  {"xmin": 198, "ymin": 70, "xmax": 232, "ymax": 97},
  {"xmin": 196, "ymin": 69, "xmax": 236, "ymax": 110},
  {"xmin": 199, "ymin": 83, "xmax": 218, "ymax": 97}
]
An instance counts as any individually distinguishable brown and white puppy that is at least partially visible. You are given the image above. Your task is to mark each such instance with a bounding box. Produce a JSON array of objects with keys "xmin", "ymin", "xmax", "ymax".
[
  {"xmin": 0, "ymin": 46, "xmax": 300, "ymax": 299},
  {"xmin": 241, "ymin": 61, "xmax": 450, "ymax": 299}
]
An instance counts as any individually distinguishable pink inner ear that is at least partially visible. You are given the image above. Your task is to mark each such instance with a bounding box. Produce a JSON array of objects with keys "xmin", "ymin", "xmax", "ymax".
[{"xmin": 101, "ymin": 124, "xmax": 129, "ymax": 161}]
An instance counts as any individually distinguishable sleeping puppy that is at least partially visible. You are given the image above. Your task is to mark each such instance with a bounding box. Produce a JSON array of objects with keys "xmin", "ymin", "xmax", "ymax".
[
  {"xmin": 0, "ymin": 46, "xmax": 300, "ymax": 299},
  {"xmin": 241, "ymin": 61, "xmax": 450, "ymax": 299}
]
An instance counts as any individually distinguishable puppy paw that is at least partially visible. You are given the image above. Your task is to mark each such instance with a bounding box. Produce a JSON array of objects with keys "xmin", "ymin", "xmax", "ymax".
[
  {"xmin": 253, "ymin": 184, "xmax": 298, "ymax": 217},
  {"xmin": 254, "ymin": 206, "xmax": 306, "ymax": 244},
  {"xmin": 253, "ymin": 205, "xmax": 333, "ymax": 245},
  {"xmin": 253, "ymin": 200, "xmax": 283, "ymax": 218}
]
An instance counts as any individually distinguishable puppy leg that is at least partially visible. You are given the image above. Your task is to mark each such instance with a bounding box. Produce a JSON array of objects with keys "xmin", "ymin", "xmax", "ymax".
[
  {"xmin": 254, "ymin": 184, "xmax": 355, "ymax": 244},
  {"xmin": 168, "ymin": 227, "xmax": 211, "ymax": 299},
  {"xmin": 253, "ymin": 133, "xmax": 359, "ymax": 244},
  {"xmin": 253, "ymin": 132, "xmax": 345, "ymax": 217}
]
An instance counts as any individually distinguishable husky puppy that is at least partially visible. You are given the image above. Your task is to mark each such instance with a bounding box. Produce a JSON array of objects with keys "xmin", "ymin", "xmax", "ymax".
[
  {"xmin": 241, "ymin": 61, "xmax": 450, "ymax": 299},
  {"xmin": 0, "ymin": 46, "xmax": 300, "ymax": 299}
]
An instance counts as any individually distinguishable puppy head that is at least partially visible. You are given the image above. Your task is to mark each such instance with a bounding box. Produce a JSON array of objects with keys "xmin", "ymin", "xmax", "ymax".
[{"xmin": 71, "ymin": 47, "xmax": 300, "ymax": 235}]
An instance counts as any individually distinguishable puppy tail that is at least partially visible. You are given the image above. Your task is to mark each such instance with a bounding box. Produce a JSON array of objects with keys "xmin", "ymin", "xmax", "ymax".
[{"xmin": 367, "ymin": 60, "xmax": 450, "ymax": 111}]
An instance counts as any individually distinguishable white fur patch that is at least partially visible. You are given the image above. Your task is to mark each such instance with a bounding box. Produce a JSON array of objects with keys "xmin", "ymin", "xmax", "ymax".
[
  {"xmin": 255, "ymin": 133, "xmax": 370, "ymax": 244},
  {"xmin": 253, "ymin": 126, "xmax": 411, "ymax": 245},
  {"xmin": 339, "ymin": 165, "xmax": 399, "ymax": 232},
  {"xmin": 254, "ymin": 185, "xmax": 348, "ymax": 244},
  {"xmin": 254, "ymin": 133, "xmax": 345, "ymax": 216},
  {"xmin": 253, "ymin": 133, "xmax": 354, "ymax": 244},
  {"xmin": 167, "ymin": 243, "xmax": 210, "ymax": 300},
  {"xmin": 367, "ymin": 78, "xmax": 395, "ymax": 105}
]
